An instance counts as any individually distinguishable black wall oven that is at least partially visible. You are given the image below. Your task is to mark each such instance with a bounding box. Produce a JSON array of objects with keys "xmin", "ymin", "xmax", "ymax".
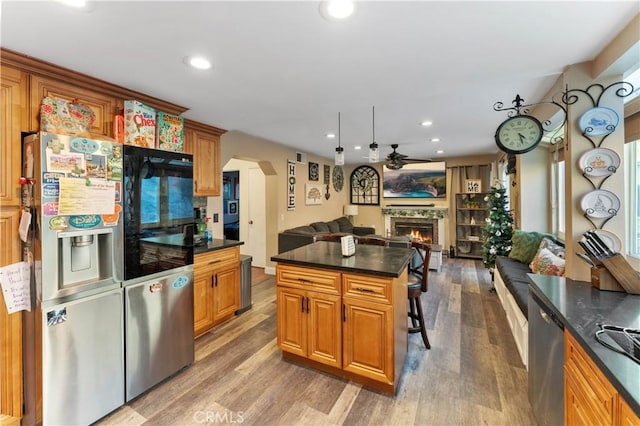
[{"xmin": 123, "ymin": 146, "xmax": 194, "ymax": 281}]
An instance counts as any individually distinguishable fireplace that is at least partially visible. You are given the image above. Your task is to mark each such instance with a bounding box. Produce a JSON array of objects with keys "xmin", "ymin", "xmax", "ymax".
[{"xmin": 390, "ymin": 217, "xmax": 438, "ymax": 244}]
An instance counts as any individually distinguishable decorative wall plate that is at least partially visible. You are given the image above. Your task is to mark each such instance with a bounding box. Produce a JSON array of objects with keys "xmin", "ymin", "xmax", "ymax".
[
  {"xmin": 578, "ymin": 107, "xmax": 619, "ymax": 136},
  {"xmin": 580, "ymin": 189, "xmax": 620, "ymax": 219},
  {"xmin": 579, "ymin": 148, "xmax": 620, "ymax": 177},
  {"xmin": 591, "ymin": 229, "xmax": 622, "ymax": 253}
]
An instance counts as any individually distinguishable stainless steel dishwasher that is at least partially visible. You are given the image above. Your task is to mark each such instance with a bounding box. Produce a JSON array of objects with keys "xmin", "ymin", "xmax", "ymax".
[{"xmin": 528, "ymin": 292, "xmax": 565, "ymax": 426}]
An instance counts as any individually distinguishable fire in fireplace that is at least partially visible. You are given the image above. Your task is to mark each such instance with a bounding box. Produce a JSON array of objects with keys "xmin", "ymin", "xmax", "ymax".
[{"xmin": 394, "ymin": 221, "xmax": 435, "ymax": 243}]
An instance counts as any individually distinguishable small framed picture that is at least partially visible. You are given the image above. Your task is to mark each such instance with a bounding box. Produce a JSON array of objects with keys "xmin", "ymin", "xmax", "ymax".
[
  {"xmin": 309, "ymin": 162, "xmax": 319, "ymax": 181},
  {"xmin": 227, "ymin": 200, "xmax": 238, "ymax": 214}
]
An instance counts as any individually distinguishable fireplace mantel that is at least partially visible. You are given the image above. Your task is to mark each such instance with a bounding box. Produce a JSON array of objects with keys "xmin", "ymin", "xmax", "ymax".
[{"xmin": 382, "ymin": 206, "xmax": 447, "ymax": 219}]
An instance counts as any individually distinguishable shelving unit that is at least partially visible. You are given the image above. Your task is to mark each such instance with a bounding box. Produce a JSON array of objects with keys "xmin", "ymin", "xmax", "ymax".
[{"xmin": 455, "ymin": 192, "xmax": 488, "ymax": 259}]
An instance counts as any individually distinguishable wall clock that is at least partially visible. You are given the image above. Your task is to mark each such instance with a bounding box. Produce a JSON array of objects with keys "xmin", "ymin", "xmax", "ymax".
[
  {"xmin": 495, "ymin": 115, "xmax": 543, "ymax": 155},
  {"xmin": 350, "ymin": 165, "xmax": 380, "ymax": 205},
  {"xmin": 332, "ymin": 166, "xmax": 344, "ymax": 192}
]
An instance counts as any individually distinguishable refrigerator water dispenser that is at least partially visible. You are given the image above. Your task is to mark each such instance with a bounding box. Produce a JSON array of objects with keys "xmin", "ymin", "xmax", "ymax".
[{"xmin": 57, "ymin": 228, "xmax": 114, "ymax": 295}]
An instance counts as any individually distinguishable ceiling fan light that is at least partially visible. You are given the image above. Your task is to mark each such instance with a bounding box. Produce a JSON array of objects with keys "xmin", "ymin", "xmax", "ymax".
[
  {"xmin": 368, "ymin": 142, "xmax": 379, "ymax": 163},
  {"xmin": 335, "ymin": 147, "xmax": 344, "ymax": 165}
]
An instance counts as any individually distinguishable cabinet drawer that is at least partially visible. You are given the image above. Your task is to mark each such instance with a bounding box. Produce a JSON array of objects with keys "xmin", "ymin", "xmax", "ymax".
[
  {"xmin": 565, "ymin": 331, "xmax": 616, "ymax": 425},
  {"xmin": 276, "ymin": 264, "xmax": 341, "ymax": 294},
  {"xmin": 195, "ymin": 247, "xmax": 239, "ymax": 272},
  {"xmin": 343, "ymin": 273, "xmax": 392, "ymax": 304}
]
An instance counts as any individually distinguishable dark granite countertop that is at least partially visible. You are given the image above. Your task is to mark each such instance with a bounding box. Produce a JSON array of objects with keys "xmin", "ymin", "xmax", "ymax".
[
  {"xmin": 528, "ymin": 274, "xmax": 640, "ymax": 416},
  {"xmin": 270, "ymin": 241, "xmax": 413, "ymax": 278},
  {"xmin": 194, "ymin": 239, "xmax": 243, "ymax": 255}
]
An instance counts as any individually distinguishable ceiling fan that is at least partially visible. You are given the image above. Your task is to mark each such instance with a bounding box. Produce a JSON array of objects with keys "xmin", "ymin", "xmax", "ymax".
[{"xmin": 384, "ymin": 144, "xmax": 432, "ymax": 170}]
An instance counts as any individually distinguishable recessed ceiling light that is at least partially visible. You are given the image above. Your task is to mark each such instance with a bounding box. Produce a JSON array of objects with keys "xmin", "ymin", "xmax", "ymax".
[
  {"xmin": 421, "ymin": 121, "xmax": 433, "ymax": 127},
  {"xmin": 183, "ymin": 56, "xmax": 211, "ymax": 70},
  {"xmin": 354, "ymin": 145, "xmax": 362, "ymax": 150},
  {"xmin": 431, "ymin": 138, "xmax": 440, "ymax": 142},
  {"xmin": 326, "ymin": 133, "xmax": 336, "ymax": 139},
  {"xmin": 319, "ymin": 0, "xmax": 355, "ymax": 21},
  {"xmin": 55, "ymin": 0, "xmax": 87, "ymax": 8},
  {"xmin": 436, "ymin": 150, "xmax": 444, "ymax": 154}
]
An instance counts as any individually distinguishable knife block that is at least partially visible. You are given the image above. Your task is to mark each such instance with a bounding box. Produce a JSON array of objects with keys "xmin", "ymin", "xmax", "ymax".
[
  {"xmin": 594, "ymin": 254, "xmax": 640, "ymax": 295},
  {"xmin": 590, "ymin": 266, "xmax": 625, "ymax": 292}
]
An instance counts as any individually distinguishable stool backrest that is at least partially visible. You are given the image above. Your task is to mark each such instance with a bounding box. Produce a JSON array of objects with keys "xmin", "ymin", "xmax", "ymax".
[
  {"xmin": 409, "ymin": 240, "xmax": 432, "ymax": 292},
  {"xmin": 355, "ymin": 236, "xmax": 388, "ymax": 246},
  {"xmin": 314, "ymin": 234, "xmax": 345, "ymax": 243}
]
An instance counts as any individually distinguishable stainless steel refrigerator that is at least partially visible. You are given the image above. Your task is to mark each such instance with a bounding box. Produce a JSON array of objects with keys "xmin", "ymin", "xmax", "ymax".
[
  {"xmin": 22, "ymin": 132, "xmax": 125, "ymax": 425},
  {"xmin": 122, "ymin": 145, "xmax": 195, "ymax": 401}
]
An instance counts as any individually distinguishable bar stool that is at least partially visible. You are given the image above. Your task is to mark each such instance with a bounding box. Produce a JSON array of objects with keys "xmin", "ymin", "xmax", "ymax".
[
  {"xmin": 354, "ymin": 236, "xmax": 388, "ymax": 246},
  {"xmin": 408, "ymin": 240, "xmax": 431, "ymax": 349}
]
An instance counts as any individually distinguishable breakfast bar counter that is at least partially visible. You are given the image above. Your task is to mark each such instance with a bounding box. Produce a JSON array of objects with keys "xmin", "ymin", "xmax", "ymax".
[{"xmin": 271, "ymin": 241, "xmax": 414, "ymax": 394}]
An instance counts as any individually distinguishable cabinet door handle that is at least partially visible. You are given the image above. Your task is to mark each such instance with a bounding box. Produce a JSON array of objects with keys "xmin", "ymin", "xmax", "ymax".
[
  {"xmin": 208, "ymin": 259, "xmax": 222, "ymax": 265},
  {"xmin": 194, "ymin": 181, "xmax": 198, "ymax": 192},
  {"xmin": 342, "ymin": 304, "xmax": 346, "ymax": 322},
  {"xmin": 355, "ymin": 287, "xmax": 375, "ymax": 293},
  {"xmin": 214, "ymin": 275, "xmax": 218, "ymax": 287},
  {"xmin": 301, "ymin": 297, "xmax": 305, "ymax": 313},
  {"xmin": 297, "ymin": 278, "xmax": 314, "ymax": 284},
  {"xmin": 211, "ymin": 276, "xmax": 214, "ymax": 288},
  {"xmin": 306, "ymin": 297, "xmax": 309, "ymax": 313}
]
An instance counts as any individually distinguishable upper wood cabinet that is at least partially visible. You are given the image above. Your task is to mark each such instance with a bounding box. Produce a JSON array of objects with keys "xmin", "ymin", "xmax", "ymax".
[
  {"xmin": 184, "ymin": 119, "xmax": 226, "ymax": 197},
  {"xmin": 30, "ymin": 75, "xmax": 118, "ymax": 136},
  {"xmin": 0, "ymin": 66, "xmax": 28, "ymax": 207}
]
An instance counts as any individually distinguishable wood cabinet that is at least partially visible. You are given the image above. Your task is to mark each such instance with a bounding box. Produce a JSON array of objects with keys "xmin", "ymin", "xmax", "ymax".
[
  {"xmin": 275, "ymin": 264, "xmax": 407, "ymax": 393},
  {"xmin": 455, "ymin": 192, "xmax": 488, "ymax": 259},
  {"xmin": 184, "ymin": 120, "xmax": 226, "ymax": 197},
  {"xmin": 1, "ymin": 66, "xmax": 28, "ymax": 207},
  {"xmin": 30, "ymin": 75, "xmax": 118, "ymax": 136},
  {"xmin": 565, "ymin": 331, "xmax": 639, "ymax": 426},
  {"xmin": 193, "ymin": 247, "xmax": 240, "ymax": 338},
  {"xmin": 0, "ymin": 66, "xmax": 26, "ymax": 422}
]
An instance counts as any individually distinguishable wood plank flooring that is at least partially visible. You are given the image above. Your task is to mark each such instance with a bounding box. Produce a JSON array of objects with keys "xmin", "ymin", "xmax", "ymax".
[{"xmin": 98, "ymin": 258, "xmax": 537, "ymax": 425}]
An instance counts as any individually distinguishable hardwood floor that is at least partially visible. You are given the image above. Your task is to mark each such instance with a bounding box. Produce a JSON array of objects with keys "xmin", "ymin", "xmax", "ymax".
[{"xmin": 98, "ymin": 258, "xmax": 537, "ymax": 425}]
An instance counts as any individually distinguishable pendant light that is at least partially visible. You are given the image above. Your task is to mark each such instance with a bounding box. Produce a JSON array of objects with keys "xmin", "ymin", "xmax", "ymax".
[
  {"xmin": 335, "ymin": 112, "xmax": 345, "ymax": 165},
  {"xmin": 368, "ymin": 106, "xmax": 379, "ymax": 163}
]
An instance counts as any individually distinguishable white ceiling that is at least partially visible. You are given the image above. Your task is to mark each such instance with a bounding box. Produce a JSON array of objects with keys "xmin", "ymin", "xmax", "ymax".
[{"xmin": 1, "ymin": 1, "xmax": 638, "ymax": 164}]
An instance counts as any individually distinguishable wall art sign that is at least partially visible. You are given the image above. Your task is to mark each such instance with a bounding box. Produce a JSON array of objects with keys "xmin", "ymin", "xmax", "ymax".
[
  {"xmin": 308, "ymin": 162, "xmax": 319, "ymax": 181},
  {"xmin": 305, "ymin": 184, "xmax": 323, "ymax": 205},
  {"xmin": 287, "ymin": 160, "xmax": 296, "ymax": 211},
  {"xmin": 465, "ymin": 179, "xmax": 482, "ymax": 193}
]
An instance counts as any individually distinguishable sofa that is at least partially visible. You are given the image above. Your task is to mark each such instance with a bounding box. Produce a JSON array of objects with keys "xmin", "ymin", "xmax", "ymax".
[
  {"xmin": 278, "ymin": 217, "xmax": 375, "ymax": 253},
  {"xmin": 493, "ymin": 231, "xmax": 565, "ymax": 368}
]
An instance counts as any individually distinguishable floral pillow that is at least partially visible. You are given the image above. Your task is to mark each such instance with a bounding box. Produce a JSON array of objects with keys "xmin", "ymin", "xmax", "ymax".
[
  {"xmin": 530, "ymin": 247, "xmax": 566, "ymax": 276},
  {"xmin": 539, "ymin": 237, "xmax": 565, "ymax": 258}
]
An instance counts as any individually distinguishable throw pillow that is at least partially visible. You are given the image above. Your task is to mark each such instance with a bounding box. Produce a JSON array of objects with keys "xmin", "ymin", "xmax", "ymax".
[
  {"xmin": 335, "ymin": 217, "xmax": 354, "ymax": 234},
  {"xmin": 310, "ymin": 222, "xmax": 330, "ymax": 233},
  {"xmin": 539, "ymin": 237, "xmax": 565, "ymax": 258},
  {"xmin": 508, "ymin": 230, "xmax": 545, "ymax": 264},
  {"xmin": 530, "ymin": 247, "xmax": 566, "ymax": 276},
  {"xmin": 326, "ymin": 220, "xmax": 341, "ymax": 233}
]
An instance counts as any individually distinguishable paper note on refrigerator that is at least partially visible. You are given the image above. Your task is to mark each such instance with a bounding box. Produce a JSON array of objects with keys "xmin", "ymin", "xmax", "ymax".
[
  {"xmin": 0, "ymin": 261, "xmax": 31, "ymax": 314},
  {"xmin": 57, "ymin": 177, "xmax": 116, "ymax": 216}
]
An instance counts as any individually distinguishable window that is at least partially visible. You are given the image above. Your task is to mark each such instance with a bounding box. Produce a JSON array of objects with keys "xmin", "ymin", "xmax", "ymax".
[
  {"xmin": 551, "ymin": 149, "xmax": 565, "ymax": 240},
  {"xmin": 624, "ymin": 140, "xmax": 640, "ymax": 258}
]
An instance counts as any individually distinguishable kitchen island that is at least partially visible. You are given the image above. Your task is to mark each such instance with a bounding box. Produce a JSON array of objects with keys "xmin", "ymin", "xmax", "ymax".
[
  {"xmin": 528, "ymin": 274, "xmax": 640, "ymax": 424},
  {"xmin": 271, "ymin": 241, "xmax": 414, "ymax": 394}
]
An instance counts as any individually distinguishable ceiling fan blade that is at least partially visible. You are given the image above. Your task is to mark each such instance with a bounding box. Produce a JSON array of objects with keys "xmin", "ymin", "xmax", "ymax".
[{"xmin": 402, "ymin": 158, "xmax": 433, "ymax": 163}]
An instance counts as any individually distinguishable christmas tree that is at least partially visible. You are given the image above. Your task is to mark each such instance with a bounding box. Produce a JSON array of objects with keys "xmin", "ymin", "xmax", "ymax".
[{"xmin": 482, "ymin": 184, "xmax": 513, "ymax": 271}]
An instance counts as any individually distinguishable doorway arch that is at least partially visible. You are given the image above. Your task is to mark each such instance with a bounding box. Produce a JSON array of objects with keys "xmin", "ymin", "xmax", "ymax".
[{"xmin": 222, "ymin": 157, "xmax": 277, "ymax": 270}]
